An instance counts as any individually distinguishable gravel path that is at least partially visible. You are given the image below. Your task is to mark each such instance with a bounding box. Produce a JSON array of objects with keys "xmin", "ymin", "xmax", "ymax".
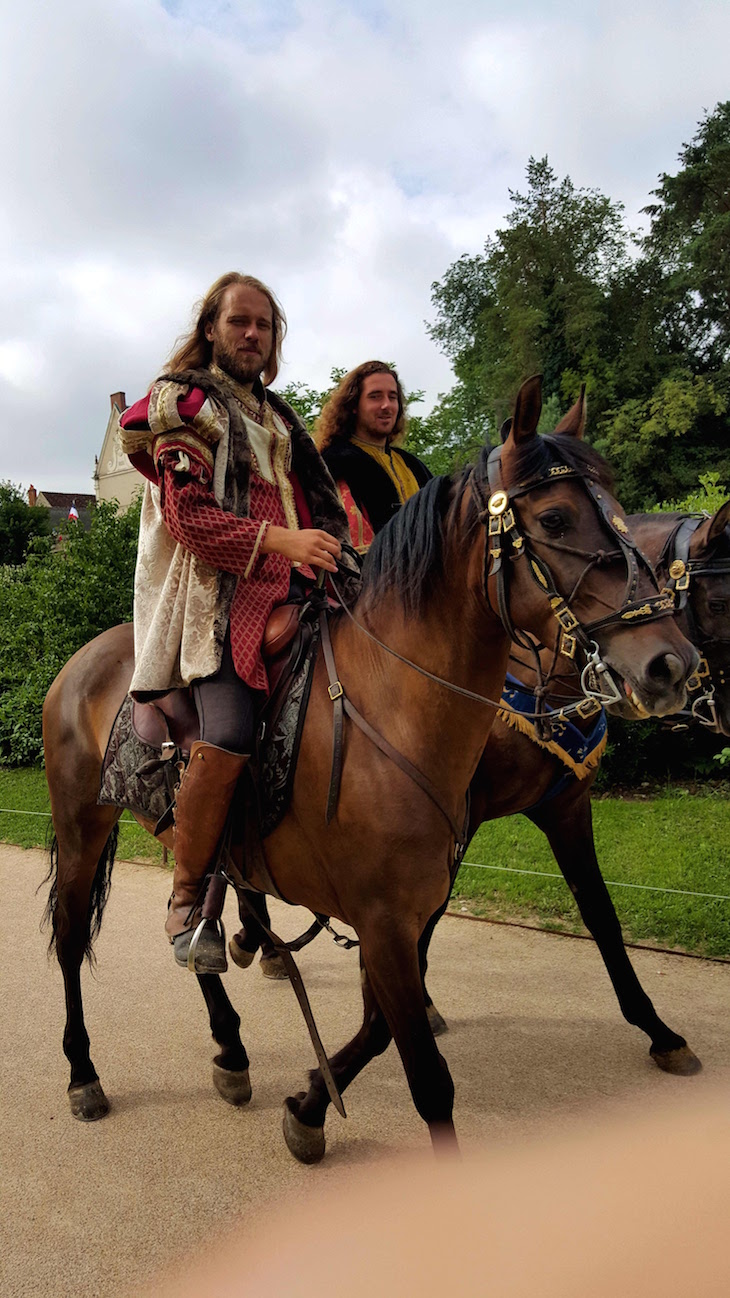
[{"xmin": 3, "ymin": 843, "xmax": 730, "ymax": 1297}]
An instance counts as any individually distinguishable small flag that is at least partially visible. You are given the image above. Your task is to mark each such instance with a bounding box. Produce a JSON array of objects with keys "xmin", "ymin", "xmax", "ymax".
[{"xmin": 68, "ymin": 503, "xmax": 79, "ymax": 521}]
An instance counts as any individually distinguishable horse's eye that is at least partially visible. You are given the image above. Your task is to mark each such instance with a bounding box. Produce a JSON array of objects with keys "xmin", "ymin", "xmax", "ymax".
[
  {"xmin": 539, "ymin": 511, "xmax": 566, "ymax": 535},
  {"xmin": 708, "ymin": 599, "xmax": 727, "ymax": 615}
]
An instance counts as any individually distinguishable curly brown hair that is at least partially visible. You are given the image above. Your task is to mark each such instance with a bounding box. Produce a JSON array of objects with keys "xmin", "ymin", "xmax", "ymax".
[
  {"xmin": 165, "ymin": 272, "xmax": 287, "ymax": 386},
  {"xmin": 314, "ymin": 361, "xmax": 407, "ymax": 452}
]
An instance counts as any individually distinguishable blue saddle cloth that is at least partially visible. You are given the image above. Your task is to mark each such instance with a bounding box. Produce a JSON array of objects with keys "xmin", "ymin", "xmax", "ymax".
[{"xmin": 499, "ymin": 673, "xmax": 607, "ymax": 814}]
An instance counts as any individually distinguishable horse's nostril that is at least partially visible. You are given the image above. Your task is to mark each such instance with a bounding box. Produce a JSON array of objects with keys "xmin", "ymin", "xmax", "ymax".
[{"xmin": 647, "ymin": 652, "xmax": 684, "ymax": 688}]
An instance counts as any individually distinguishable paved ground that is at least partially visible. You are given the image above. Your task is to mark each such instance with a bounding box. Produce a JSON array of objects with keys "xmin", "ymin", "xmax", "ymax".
[{"xmin": 3, "ymin": 843, "xmax": 730, "ymax": 1297}]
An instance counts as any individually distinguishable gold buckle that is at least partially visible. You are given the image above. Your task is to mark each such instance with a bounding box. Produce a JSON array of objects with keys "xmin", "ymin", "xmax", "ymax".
[
  {"xmin": 560, "ymin": 632, "xmax": 577, "ymax": 660},
  {"xmin": 675, "ymin": 572, "xmax": 690, "ymax": 591},
  {"xmin": 576, "ymin": 697, "xmax": 602, "ymax": 719},
  {"xmin": 488, "ymin": 516, "xmax": 502, "ymax": 536},
  {"xmin": 328, "ymin": 681, "xmax": 344, "ymax": 701},
  {"xmin": 502, "ymin": 508, "xmax": 515, "ymax": 531},
  {"xmin": 550, "ymin": 597, "xmax": 578, "ymax": 632}
]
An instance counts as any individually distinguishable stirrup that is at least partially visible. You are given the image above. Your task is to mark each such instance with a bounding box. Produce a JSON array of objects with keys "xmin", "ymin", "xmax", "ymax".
[{"xmin": 187, "ymin": 915, "xmax": 227, "ymax": 972}]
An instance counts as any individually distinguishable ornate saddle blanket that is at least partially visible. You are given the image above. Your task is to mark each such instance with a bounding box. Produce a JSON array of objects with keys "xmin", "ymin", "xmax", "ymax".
[
  {"xmin": 98, "ymin": 622, "xmax": 320, "ymax": 839},
  {"xmin": 498, "ymin": 672, "xmax": 607, "ymax": 812},
  {"xmin": 98, "ymin": 696, "xmax": 177, "ymax": 827}
]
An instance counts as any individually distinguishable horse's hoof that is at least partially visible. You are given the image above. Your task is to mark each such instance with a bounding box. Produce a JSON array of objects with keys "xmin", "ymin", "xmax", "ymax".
[
  {"xmin": 283, "ymin": 1096, "xmax": 325, "ymax": 1164},
  {"xmin": 213, "ymin": 1063, "xmax": 252, "ymax": 1106},
  {"xmin": 229, "ymin": 937, "xmax": 256, "ymax": 970},
  {"xmin": 260, "ymin": 953, "xmax": 289, "ymax": 981},
  {"xmin": 427, "ymin": 1004, "xmax": 449, "ymax": 1036},
  {"xmin": 651, "ymin": 1044, "xmax": 703, "ymax": 1076},
  {"xmin": 68, "ymin": 1080, "xmax": 110, "ymax": 1122}
]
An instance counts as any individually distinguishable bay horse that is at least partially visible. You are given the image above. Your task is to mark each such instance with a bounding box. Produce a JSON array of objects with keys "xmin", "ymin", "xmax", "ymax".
[
  {"xmin": 42, "ymin": 377, "xmax": 698, "ymax": 1160},
  {"xmin": 235, "ymin": 499, "xmax": 730, "ymax": 1076},
  {"xmin": 420, "ymin": 496, "xmax": 730, "ymax": 1065}
]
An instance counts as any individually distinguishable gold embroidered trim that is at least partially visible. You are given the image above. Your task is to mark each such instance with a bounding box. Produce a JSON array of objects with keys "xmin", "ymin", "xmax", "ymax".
[
  {"xmin": 118, "ymin": 422, "xmax": 153, "ymax": 455},
  {"xmin": 496, "ymin": 706, "xmax": 607, "ymax": 780},
  {"xmin": 350, "ymin": 438, "xmax": 421, "ymax": 504},
  {"xmin": 270, "ymin": 412, "xmax": 299, "ymax": 533},
  {"xmin": 152, "ymin": 429, "xmax": 215, "ymax": 475},
  {"xmin": 148, "ymin": 380, "xmax": 224, "ymax": 446},
  {"xmin": 244, "ymin": 521, "xmax": 269, "ymax": 579}
]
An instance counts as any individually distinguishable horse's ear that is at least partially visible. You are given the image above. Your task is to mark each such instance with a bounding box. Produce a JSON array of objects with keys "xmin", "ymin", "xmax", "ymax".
[
  {"xmin": 554, "ymin": 384, "xmax": 587, "ymax": 439},
  {"xmin": 499, "ymin": 417, "xmax": 512, "ymax": 444},
  {"xmin": 690, "ymin": 499, "xmax": 730, "ymax": 557},
  {"xmin": 510, "ymin": 375, "xmax": 542, "ymax": 443}
]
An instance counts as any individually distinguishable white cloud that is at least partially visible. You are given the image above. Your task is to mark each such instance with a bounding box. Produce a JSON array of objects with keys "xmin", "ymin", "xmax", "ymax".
[{"xmin": 1, "ymin": 0, "xmax": 729, "ymax": 489}]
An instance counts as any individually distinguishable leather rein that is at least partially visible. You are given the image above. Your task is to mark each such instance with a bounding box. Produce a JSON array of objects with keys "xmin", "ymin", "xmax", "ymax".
[{"xmin": 319, "ymin": 451, "xmax": 677, "ymax": 842}]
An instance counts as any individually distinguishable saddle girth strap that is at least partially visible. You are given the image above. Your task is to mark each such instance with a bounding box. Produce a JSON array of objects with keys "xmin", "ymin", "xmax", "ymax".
[{"xmin": 319, "ymin": 611, "xmax": 467, "ymax": 845}]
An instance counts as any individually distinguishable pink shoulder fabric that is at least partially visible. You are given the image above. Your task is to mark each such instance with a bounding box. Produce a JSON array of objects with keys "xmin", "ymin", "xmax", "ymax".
[{"xmin": 120, "ymin": 386, "xmax": 208, "ymax": 433}]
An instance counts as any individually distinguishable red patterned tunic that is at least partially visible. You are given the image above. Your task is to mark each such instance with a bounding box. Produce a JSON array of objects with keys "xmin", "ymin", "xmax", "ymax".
[{"xmin": 121, "ymin": 378, "xmax": 314, "ymax": 694}]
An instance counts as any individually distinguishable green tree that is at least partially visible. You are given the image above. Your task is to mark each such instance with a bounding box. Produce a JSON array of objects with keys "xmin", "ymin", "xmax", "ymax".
[
  {"xmin": 643, "ymin": 101, "xmax": 730, "ymax": 369},
  {"xmin": 595, "ymin": 103, "xmax": 730, "ymax": 507},
  {"xmin": 0, "ymin": 482, "xmax": 51, "ymax": 566},
  {"xmin": 0, "ymin": 496, "xmax": 141, "ymax": 765},
  {"xmin": 275, "ymin": 374, "xmax": 342, "ymax": 432},
  {"xmin": 429, "ymin": 156, "xmax": 630, "ymax": 448}
]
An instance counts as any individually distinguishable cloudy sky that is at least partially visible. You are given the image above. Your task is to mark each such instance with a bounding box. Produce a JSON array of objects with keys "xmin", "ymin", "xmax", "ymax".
[{"xmin": 2, "ymin": 0, "xmax": 729, "ymax": 493}]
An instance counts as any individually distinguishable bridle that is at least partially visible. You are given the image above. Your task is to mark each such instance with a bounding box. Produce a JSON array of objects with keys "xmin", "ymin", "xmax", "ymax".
[
  {"xmin": 659, "ymin": 515, "xmax": 730, "ymax": 732},
  {"xmin": 319, "ymin": 445, "xmax": 683, "ymax": 841},
  {"xmin": 474, "ymin": 444, "xmax": 675, "ymax": 728}
]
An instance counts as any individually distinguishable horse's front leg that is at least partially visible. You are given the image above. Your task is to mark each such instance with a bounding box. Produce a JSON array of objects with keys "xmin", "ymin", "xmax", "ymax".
[
  {"xmin": 530, "ymin": 787, "xmax": 701, "ymax": 1075},
  {"xmin": 196, "ymin": 974, "xmax": 252, "ymax": 1105},
  {"xmin": 283, "ymin": 954, "xmax": 393, "ymax": 1163},
  {"xmin": 361, "ymin": 914, "xmax": 457, "ymax": 1157}
]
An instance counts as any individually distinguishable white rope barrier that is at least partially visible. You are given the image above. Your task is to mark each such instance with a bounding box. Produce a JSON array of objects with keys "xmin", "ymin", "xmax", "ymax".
[
  {"xmin": 1, "ymin": 807, "xmax": 728, "ymax": 903},
  {"xmin": 458, "ymin": 859, "xmax": 730, "ymax": 903}
]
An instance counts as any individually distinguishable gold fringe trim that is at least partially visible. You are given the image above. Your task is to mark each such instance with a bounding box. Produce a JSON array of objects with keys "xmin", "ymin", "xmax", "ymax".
[{"xmin": 496, "ymin": 706, "xmax": 607, "ymax": 781}]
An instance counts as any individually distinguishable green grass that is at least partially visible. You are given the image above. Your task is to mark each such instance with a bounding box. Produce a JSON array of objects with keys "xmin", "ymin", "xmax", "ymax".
[
  {"xmin": 2, "ymin": 767, "xmax": 729, "ymax": 956},
  {"xmin": 458, "ymin": 793, "xmax": 730, "ymax": 958},
  {"xmin": 0, "ymin": 766, "xmax": 167, "ymax": 865}
]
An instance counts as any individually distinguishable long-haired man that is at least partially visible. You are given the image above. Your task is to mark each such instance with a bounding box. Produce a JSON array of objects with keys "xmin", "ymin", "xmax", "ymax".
[
  {"xmin": 119, "ymin": 273, "xmax": 357, "ymax": 972},
  {"xmin": 314, "ymin": 361, "xmax": 431, "ymax": 551}
]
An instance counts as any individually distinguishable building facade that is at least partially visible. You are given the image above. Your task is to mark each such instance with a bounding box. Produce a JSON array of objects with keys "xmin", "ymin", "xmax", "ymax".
[{"xmin": 94, "ymin": 392, "xmax": 140, "ymax": 510}]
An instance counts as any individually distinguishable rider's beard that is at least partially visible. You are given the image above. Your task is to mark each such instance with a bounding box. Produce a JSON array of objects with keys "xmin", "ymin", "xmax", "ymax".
[{"xmin": 212, "ymin": 341, "xmax": 266, "ymax": 387}]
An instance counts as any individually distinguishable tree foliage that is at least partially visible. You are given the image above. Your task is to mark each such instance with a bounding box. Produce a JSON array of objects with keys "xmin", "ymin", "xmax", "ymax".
[
  {"xmin": 428, "ymin": 104, "xmax": 730, "ymax": 507},
  {"xmin": 0, "ymin": 497, "xmax": 141, "ymax": 765},
  {"xmin": 0, "ymin": 482, "xmax": 51, "ymax": 566}
]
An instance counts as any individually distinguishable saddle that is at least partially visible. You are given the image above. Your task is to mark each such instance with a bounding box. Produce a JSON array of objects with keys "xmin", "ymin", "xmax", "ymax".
[
  {"xmin": 131, "ymin": 601, "xmax": 306, "ymax": 755},
  {"xmin": 99, "ymin": 598, "xmax": 322, "ymax": 840}
]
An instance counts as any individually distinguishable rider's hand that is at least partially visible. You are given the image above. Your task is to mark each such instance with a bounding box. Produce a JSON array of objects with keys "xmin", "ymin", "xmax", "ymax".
[{"xmin": 263, "ymin": 526, "xmax": 341, "ymax": 573}]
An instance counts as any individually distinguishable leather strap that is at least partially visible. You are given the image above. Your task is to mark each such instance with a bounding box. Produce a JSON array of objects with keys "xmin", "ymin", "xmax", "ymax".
[
  {"xmin": 320, "ymin": 612, "xmax": 345, "ymax": 823},
  {"xmin": 320, "ymin": 610, "xmax": 467, "ymax": 845},
  {"xmin": 233, "ymin": 881, "xmax": 346, "ymax": 1118}
]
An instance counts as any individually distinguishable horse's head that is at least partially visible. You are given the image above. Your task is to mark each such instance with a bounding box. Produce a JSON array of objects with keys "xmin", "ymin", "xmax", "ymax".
[
  {"xmin": 627, "ymin": 501, "xmax": 730, "ymax": 736},
  {"xmin": 488, "ymin": 376, "xmax": 698, "ymax": 719},
  {"xmin": 686, "ymin": 502, "xmax": 730, "ymax": 735}
]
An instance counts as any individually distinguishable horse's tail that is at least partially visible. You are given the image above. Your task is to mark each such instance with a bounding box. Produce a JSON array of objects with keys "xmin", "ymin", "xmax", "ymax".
[{"xmin": 41, "ymin": 824, "xmax": 120, "ymax": 965}]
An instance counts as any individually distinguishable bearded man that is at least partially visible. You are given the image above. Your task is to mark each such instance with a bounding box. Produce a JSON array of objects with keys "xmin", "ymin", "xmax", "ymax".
[
  {"xmin": 314, "ymin": 361, "xmax": 431, "ymax": 551},
  {"xmin": 119, "ymin": 273, "xmax": 357, "ymax": 973}
]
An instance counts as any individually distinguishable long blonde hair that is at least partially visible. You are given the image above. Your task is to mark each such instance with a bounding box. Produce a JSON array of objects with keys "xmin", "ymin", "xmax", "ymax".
[{"xmin": 166, "ymin": 273, "xmax": 287, "ymax": 385}]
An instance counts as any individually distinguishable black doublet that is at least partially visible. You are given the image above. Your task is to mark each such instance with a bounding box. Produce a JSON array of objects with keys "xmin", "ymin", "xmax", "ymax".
[{"xmin": 320, "ymin": 439, "xmax": 432, "ymax": 534}]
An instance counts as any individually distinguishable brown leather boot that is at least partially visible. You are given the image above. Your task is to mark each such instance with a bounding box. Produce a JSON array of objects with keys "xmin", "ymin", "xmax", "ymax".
[{"xmin": 166, "ymin": 742, "xmax": 248, "ymax": 972}]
